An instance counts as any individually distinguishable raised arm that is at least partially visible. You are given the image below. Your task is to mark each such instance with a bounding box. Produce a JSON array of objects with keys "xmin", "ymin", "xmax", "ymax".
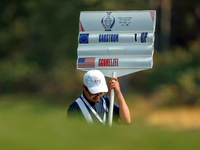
[{"xmin": 109, "ymin": 77, "xmax": 131, "ymax": 124}]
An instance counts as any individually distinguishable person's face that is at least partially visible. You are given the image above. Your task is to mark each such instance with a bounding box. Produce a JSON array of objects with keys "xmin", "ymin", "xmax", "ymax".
[{"xmin": 82, "ymin": 84, "xmax": 105, "ymax": 102}]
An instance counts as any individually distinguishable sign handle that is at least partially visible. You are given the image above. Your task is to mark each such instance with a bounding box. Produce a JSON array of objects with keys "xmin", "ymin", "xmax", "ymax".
[{"xmin": 108, "ymin": 71, "xmax": 116, "ymax": 127}]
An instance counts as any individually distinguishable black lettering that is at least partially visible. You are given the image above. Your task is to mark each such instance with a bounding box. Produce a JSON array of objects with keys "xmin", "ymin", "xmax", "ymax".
[{"xmin": 135, "ymin": 33, "xmax": 137, "ymax": 42}]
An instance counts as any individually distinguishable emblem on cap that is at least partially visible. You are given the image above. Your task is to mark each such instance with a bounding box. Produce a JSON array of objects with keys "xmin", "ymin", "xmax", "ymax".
[{"xmin": 95, "ymin": 79, "xmax": 101, "ymax": 84}]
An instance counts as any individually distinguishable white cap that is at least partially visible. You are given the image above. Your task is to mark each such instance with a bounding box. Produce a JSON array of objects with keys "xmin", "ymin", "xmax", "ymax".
[{"xmin": 83, "ymin": 70, "xmax": 108, "ymax": 94}]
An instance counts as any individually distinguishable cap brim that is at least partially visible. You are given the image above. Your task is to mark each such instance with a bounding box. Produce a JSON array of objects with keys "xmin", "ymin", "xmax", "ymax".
[{"xmin": 88, "ymin": 86, "xmax": 108, "ymax": 94}]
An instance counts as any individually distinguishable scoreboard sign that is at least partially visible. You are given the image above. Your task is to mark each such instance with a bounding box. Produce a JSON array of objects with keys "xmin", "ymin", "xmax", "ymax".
[{"xmin": 77, "ymin": 11, "xmax": 156, "ymax": 78}]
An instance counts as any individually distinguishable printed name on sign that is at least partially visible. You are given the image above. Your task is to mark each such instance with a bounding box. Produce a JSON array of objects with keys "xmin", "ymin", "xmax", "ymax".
[
  {"xmin": 98, "ymin": 58, "xmax": 119, "ymax": 67},
  {"xmin": 99, "ymin": 34, "xmax": 119, "ymax": 43}
]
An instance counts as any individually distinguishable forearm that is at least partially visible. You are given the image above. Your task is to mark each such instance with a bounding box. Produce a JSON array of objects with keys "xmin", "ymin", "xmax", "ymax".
[
  {"xmin": 109, "ymin": 77, "xmax": 131, "ymax": 124},
  {"xmin": 116, "ymin": 91, "xmax": 131, "ymax": 124}
]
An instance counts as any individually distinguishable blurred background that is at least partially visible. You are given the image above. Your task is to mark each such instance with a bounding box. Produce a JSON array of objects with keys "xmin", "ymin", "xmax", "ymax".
[{"xmin": 0, "ymin": 0, "xmax": 200, "ymax": 149}]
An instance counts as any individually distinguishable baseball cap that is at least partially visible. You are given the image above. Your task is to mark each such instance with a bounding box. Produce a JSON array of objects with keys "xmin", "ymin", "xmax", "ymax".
[{"xmin": 83, "ymin": 70, "xmax": 108, "ymax": 94}]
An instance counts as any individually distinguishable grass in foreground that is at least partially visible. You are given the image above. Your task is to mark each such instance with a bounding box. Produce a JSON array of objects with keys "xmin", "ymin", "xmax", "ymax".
[{"xmin": 0, "ymin": 94, "xmax": 200, "ymax": 150}]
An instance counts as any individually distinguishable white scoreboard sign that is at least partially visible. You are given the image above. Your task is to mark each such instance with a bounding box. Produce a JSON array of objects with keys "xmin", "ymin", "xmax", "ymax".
[{"xmin": 77, "ymin": 11, "xmax": 156, "ymax": 78}]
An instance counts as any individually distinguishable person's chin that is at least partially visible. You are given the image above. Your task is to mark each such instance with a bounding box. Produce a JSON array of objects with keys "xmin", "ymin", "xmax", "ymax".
[{"xmin": 92, "ymin": 98, "xmax": 99, "ymax": 102}]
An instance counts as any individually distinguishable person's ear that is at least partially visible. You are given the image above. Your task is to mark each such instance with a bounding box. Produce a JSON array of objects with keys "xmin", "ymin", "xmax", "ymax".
[{"xmin": 82, "ymin": 84, "xmax": 86, "ymax": 91}]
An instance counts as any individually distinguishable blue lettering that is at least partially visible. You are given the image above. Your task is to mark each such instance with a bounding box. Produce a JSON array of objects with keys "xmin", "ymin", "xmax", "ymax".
[
  {"xmin": 104, "ymin": 34, "xmax": 106, "ymax": 42},
  {"xmin": 99, "ymin": 34, "xmax": 101, "ymax": 42},
  {"xmin": 116, "ymin": 34, "xmax": 119, "ymax": 42},
  {"xmin": 141, "ymin": 32, "xmax": 148, "ymax": 43},
  {"xmin": 98, "ymin": 34, "xmax": 119, "ymax": 43},
  {"xmin": 110, "ymin": 34, "xmax": 113, "ymax": 42}
]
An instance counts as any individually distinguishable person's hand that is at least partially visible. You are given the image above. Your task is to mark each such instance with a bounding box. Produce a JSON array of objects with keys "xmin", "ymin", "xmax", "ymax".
[{"xmin": 109, "ymin": 77, "xmax": 121, "ymax": 95}]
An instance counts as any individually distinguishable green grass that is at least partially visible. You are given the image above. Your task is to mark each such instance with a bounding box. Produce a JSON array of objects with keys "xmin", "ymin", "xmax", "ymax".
[{"xmin": 0, "ymin": 94, "xmax": 200, "ymax": 150}]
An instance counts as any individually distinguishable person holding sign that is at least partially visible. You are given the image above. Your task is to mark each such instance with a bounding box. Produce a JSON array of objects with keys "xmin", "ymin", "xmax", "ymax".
[{"xmin": 67, "ymin": 70, "xmax": 131, "ymax": 125}]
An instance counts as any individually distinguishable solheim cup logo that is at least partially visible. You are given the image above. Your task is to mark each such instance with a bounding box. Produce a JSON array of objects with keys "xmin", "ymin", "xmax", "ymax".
[{"xmin": 101, "ymin": 12, "xmax": 115, "ymax": 31}]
